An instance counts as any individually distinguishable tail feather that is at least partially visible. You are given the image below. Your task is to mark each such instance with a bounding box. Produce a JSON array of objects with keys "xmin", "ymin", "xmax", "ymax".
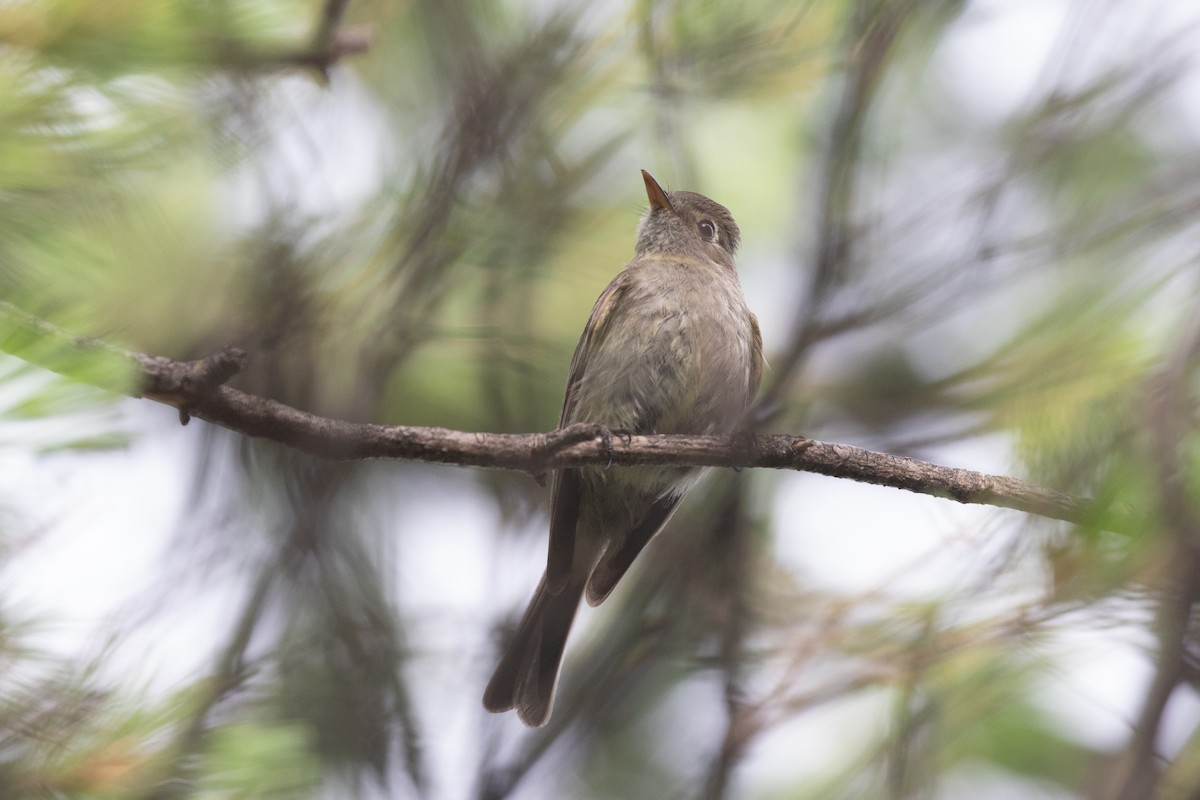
[{"xmin": 483, "ymin": 573, "xmax": 585, "ymax": 727}]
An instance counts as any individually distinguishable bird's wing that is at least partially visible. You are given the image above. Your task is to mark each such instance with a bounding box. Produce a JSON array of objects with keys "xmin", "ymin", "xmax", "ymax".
[
  {"xmin": 748, "ymin": 310, "xmax": 764, "ymax": 402},
  {"xmin": 546, "ymin": 272, "xmax": 633, "ymax": 594},
  {"xmin": 584, "ymin": 492, "xmax": 683, "ymax": 607}
]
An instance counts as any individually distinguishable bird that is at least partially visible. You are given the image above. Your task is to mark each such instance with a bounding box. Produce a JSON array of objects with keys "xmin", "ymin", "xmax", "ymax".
[{"xmin": 483, "ymin": 170, "xmax": 763, "ymax": 727}]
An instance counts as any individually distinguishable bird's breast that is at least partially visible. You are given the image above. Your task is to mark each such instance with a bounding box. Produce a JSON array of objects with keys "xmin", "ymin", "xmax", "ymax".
[{"xmin": 570, "ymin": 259, "xmax": 755, "ymax": 435}]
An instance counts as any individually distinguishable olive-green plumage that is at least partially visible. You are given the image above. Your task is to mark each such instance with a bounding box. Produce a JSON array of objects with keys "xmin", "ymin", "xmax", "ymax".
[{"xmin": 483, "ymin": 170, "xmax": 763, "ymax": 727}]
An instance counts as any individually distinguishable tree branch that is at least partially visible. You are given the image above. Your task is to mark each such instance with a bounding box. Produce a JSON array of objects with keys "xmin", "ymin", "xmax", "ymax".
[
  {"xmin": 282, "ymin": 29, "xmax": 373, "ymax": 71},
  {"xmin": 0, "ymin": 300, "xmax": 1128, "ymax": 532}
]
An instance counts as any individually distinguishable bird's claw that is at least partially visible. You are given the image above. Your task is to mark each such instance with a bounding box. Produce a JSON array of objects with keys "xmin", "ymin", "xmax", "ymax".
[{"xmin": 598, "ymin": 426, "xmax": 633, "ymax": 469}]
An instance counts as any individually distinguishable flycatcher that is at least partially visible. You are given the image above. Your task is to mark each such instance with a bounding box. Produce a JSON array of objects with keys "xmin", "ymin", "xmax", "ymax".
[{"xmin": 483, "ymin": 170, "xmax": 763, "ymax": 727}]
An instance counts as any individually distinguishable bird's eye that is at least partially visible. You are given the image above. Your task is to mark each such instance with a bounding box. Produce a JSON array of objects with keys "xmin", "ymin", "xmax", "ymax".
[{"xmin": 698, "ymin": 220, "xmax": 718, "ymax": 241}]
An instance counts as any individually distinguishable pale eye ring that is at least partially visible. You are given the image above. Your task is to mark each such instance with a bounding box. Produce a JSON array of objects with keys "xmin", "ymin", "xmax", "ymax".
[{"xmin": 698, "ymin": 220, "xmax": 718, "ymax": 241}]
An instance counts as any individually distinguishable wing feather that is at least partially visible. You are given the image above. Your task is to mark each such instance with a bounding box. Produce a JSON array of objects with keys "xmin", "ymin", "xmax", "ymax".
[
  {"xmin": 545, "ymin": 273, "xmax": 632, "ymax": 593},
  {"xmin": 748, "ymin": 311, "xmax": 764, "ymax": 402}
]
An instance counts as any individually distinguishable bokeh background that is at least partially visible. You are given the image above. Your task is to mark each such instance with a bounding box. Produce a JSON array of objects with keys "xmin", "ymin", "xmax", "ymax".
[{"xmin": 3, "ymin": 0, "xmax": 1200, "ymax": 798}]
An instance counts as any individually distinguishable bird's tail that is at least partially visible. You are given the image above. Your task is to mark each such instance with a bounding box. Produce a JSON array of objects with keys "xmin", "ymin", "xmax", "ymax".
[{"xmin": 483, "ymin": 572, "xmax": 584, "ymax": 727}]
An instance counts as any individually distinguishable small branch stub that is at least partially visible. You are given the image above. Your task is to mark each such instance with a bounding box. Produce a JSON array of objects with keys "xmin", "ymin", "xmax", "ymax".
[{"xmin": 139, "ymin": 347, "xmax": 247, "ymax": 424}]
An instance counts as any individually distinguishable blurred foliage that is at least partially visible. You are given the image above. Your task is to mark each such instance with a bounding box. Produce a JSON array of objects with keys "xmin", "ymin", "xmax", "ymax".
[
  {"xmin": 195, "ymin": 720, "xmax": 320, "ymax": 799},
  {"xmin": 2, "ymin": 0, "xmax": 1200, "ymax": 798}
]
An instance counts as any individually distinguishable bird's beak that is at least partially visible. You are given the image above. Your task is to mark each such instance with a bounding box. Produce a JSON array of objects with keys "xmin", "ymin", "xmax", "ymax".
[{"xmin": 641, "ymin": 170, "xmax": 675, "ymax": 214}]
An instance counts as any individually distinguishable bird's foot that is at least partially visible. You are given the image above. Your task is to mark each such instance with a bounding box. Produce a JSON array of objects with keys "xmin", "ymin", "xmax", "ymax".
[{"xmin": 598, "ymin": 426, "xmax": 633, "ymax": 469}]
